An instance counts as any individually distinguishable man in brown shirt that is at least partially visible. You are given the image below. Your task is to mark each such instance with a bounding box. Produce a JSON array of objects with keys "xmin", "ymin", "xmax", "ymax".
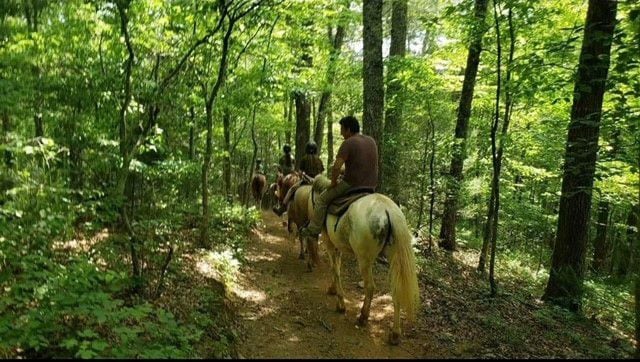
[{"xmin": 300, "ymin": 115, "xmax": 378, "ymax": 238}]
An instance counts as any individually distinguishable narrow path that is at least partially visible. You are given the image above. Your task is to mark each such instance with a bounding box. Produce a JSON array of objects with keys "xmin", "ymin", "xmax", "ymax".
[{"xmin": 233, "ymin": 211, "xmax": 431, "ymax": 358}]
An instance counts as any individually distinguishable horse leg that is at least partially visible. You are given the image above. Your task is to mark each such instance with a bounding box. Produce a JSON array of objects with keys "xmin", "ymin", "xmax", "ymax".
[
  {"xmin": 325, "ymin": 245, "xmax": 337, "ymax": 295},
  {"xmin": 308, "ymin": 237, "xmax": 319, "ymax": 269},
  {"xmin": 390, "ymin": 298, "xmax": 401, "ymax": 345},
  {"xmin": 357, "ymin": 261, "xmax": 375, "ymax": 327},
  {"xmin": 305, "ymin": 238, "xmax": 313, "ymax": 272},
  {"xmin": 333, "ymin": 250, "xmax": 346, "ymax": 313},
  {"xmin": 298, "ymin": 235, "xmax": 305, "ymax": 260}
]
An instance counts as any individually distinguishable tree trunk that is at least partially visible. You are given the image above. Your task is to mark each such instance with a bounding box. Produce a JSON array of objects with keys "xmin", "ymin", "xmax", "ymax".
[
  {"xmin": 635, "ymin": 194, "xmax": 640, "ymax": 358},
  {"xmin": 363, "ymin": 0, "xmax": 384, "ymax": 184},
  {"xmin": 381, "ymin": 0, "xmax": 407, "ymax": 202},
  {"xmin": 591, "ymin": 200, "xmax": 610, "ymax": 274},
  {"xmin": 327, "ymin": 108, "xmax": 334, "ymax": 170},
  {"xmin": 315, "ymin": 25, "xmax": 345, "ymax": 154},
  {"xmin": 223, "ymin": 108, "xmax": 232, "ymax": 198},
  {"xmin": 439, "ymin": 0, "xmax": 489, "ymax": 251},
  {"xmin": 615, "ymin": 205, "xmax": 639, "ymax": 277},
  {"xmin": 479, "ymin": 6, "xmax": 515, "ymax": 274},
  {"xmin": 286, "ymin": 93, "xmax": 293, "ymax": 146},
  {"xmin": 628, "ymin": 204, "xmax": 639, "ymax": 276},
  {"xmin": 200, "ymin": 15, "xmax": 235, "ymax": 247},
  {"xmin": 2, "ymin": 111, "xmax": 12, "ymax": 168},
  {"xmin": 294, "ymin": 90, "xmax": 310, "ymax": 170},
  {"xmin": 542, "ymin": 0, "xmax": 617, "ymax": 312},
  {"xmin": 201, "ymin": 104, "xmax": 213, "ymax": 245},
  {"xmin": 34, "ymin": 113, "xmax": 43, "ymax": 138},
  {"xmin": 416, "ymin": 120, "xmax": 430, "ymax": 235},
  {"xmin": 189, "ymin": 106, "xmax": 196, "ymax": 160}
]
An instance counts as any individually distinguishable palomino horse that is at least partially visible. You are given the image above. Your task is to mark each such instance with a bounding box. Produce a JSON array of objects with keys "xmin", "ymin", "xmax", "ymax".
[
  {"xmin": 310, "ymin": 175, "xmax": 419, "ymax": 345},
  {"xmin": 250, "ymin": 173, "xmax": 267, "ymax": 208},
  {"xmin": 287, "ymin": 184, "xmax": 319, "ymax": 271}
]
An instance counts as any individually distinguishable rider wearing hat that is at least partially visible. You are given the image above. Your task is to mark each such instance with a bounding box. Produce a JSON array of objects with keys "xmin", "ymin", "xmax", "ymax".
[
  {"xmin": 278, "ymin": 144, "xmax": 295, "ymax": 175},
  {"xmin": 273, "ymin": 141, "xmax": 324, "ymax": 216}
]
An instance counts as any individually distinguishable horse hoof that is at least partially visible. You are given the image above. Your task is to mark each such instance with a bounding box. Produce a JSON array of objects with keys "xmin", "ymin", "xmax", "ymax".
[
  {"xmin": 389, "ymin": 332, "xmax": 401, "ymax": 346},
  {"xmin": 298, "ymin": 254, "xmax": 305, "ymax": 260},
  {"xmin": 326, "ymin": 287, "xmax": 337, "ymax": 295},
  {"xmin": 336, "ymin": 305, "xmax": 346, "ymax": 314}
]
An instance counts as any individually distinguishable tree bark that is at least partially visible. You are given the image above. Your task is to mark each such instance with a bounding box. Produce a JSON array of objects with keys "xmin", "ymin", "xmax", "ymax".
[
  {"xmin": 314, "ymin": 25, "xmax": 345, "ymax": 154},
  {"xmin": 189, "ymin": 106, "xmax": 196, "ymax": 160},
  {"xmin": 294, "ymin": 90, "xmax": 311, "ymax": 170},
  {"xmin": 488, "ymin": 0, "xmax": 504, "ymax": 296},
  {"xmin": 381, "ymin": 0, "xmax": 407, "ymax": 202},
  {"xmin": 363, "ymin": 0, "xmax": 384, "ymax": 182},
  {"xmin": 479, "ymin": 6, "xmax": 515, "ymax": 273},
  {"xmin": 542, "ymin": 0, "xmax": 617, "ymax": 311},
  {"xmin": 635, "ymin": 209, "xmax": 640, "ymax": 358},
  {"xmin": 591, "ymin": 200, "xmax": 610, "ymax": 274},
  {"xmin": 201, "ymin": 14, "xmax": 235, "ymax": 247},
  {"xmin": 34, "ymin": 113, "xmax": 43, "ymax": 138},
  {"xmin": 439, "ymin": 0, "xmax": 489, "ymax": 251},
  {"xmin": 2, "ymin": 111, "xmax": 12, "ymax": 168},
  {"xmin": 286, "ymin": 93, "xmax": 293, "ymax": 146},
  {"xmin": 327, "ymin": 108, "xmax": 334, "ymax": 170},
  {"xmin": 114, "ymin": 0, "xmax": 144, "ymax": 294},
  {"xmin": 628, "ymin": 204, "xmax": 639, "ymax": 275},
  {"xmin": 223, "ymin": 108, "xmax": 232, "ymax": 198},
  {"xmin": 615, "ymin": 205, "xmax": 640, "ymax": 277}
]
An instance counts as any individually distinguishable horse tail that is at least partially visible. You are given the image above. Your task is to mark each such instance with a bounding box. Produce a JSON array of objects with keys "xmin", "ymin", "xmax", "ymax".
[{"xmin": 386, "ymin": 205, "xmax": 420, "ymax": 322}]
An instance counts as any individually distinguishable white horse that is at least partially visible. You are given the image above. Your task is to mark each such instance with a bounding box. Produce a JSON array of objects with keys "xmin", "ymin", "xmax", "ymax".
[{"xmin": 309, "ymin": 175, "xmax": 420, "ymax": 345}]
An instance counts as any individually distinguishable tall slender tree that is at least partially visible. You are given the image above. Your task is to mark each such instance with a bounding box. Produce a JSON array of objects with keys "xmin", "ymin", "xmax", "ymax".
[
  {"xmin": 439, "ymin": 0, "xmax": 489, "ymax": 251},
  {"xmin": 479, "ymin": 5, "xmax": 516, "ymax": 274},
  {"xmin": 381, "ymin": 0, "xmax": 408, "ymax": 202},
  {"xmin": 363, "ymin": 0, "xmax": 384, "ymax": 178},
  {"xmin": 314, "ymin": 23, "xmax": 345, "ymax": 154},
  {"xmin": 542, "ymin": 0, "xmax": 618, "ymax": 311}
]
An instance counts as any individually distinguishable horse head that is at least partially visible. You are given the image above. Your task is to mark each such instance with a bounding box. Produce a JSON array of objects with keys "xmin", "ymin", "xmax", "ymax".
[{"xmin": 276, "ymin": 173, "xmax": 300, "ymax": 204}]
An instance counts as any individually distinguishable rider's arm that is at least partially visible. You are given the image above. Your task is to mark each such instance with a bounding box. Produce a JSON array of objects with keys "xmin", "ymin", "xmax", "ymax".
[{"xmin": 331, "ymin": 157, "xmax": 345, "ymax": 187}]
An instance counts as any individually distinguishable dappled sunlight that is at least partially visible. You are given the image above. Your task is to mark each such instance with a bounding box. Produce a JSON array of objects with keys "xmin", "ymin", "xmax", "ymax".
[
  {"xmin": 246, "ymin": 247, "xmax": 282, "ymax": 263},
  {"xmin": 232, "ymin": 283, "xmax": 268, "ymax": 305},
  {"xmin": 193, "ymin": 249, "xmax": 240, "ymax": 291},
  {"xmin": 52, "ymin": 228, "xmax": 111, "ymax": 253},
  {"xmin": 369, "ymin": 294, "xmax": 394, "ymax": 322}
]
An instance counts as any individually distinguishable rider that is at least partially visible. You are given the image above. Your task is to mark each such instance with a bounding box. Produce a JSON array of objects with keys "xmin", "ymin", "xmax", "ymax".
[
  {"xmin": 278, "ymin": 144, "xmax": 295, "ymax": 176},
  {"xmin": 273, "ymin": 141, "xmax": 324, "ymax": 216},
  {"xmin": 254, "ymin": 158, "xmax": 264, "ymax": 174},
  {"xmin": 299, "ymin": 115, "xmax": 378, "ymax": 238}
]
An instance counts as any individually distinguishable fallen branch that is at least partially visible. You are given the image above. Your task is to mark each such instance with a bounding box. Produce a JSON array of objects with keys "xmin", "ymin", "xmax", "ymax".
[{"xmin": 154, "ymin": 244, "xmax": 175, "ymax": 299}]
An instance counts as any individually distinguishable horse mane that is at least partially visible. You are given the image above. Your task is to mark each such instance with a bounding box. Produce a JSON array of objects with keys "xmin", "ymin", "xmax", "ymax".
[{"xmin": 312, "ymin": 174, "xmax": 331, "ymax": 194}]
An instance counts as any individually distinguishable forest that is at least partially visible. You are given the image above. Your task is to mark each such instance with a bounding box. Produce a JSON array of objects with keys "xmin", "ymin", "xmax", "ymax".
[{"xmin": 0, "ymin": 0, "xmax": 638, "ymax": 358}]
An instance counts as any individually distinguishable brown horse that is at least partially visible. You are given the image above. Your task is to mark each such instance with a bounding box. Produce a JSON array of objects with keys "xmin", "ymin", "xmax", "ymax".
[
  {"xmin": 286, "ymin": 184, "xmax": 319, "ymax": 271},
  {"xmin": 251, "ymin": 173, "xmax": 267, "ymax": 208},
  {"xmin": 274, "ymin": 172, "xmax": 299, "ymax": 211}
]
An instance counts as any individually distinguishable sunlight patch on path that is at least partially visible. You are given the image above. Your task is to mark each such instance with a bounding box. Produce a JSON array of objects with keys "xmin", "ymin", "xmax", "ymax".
[{"xmin": 52, "ymin": 228, "xmax": 110, "ymax": 253}]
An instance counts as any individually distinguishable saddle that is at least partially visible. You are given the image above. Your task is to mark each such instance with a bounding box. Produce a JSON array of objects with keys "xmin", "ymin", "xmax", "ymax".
[
  {"xmin": 300, "ymin": 173, "xmax": 315, "ymax": 185},
  {"xmin": 327, "ymin": 187, "xmax": 375, "ymax": 217},
  {"xmin": 323, "ymin": 187, "xmax": 374, "ymax": 232}
]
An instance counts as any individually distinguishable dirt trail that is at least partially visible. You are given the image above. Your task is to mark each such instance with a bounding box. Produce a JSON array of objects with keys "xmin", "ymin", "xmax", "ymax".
[{"xmin": 232, "ymin": 211, "xmax": 434, "ymax": 358}]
